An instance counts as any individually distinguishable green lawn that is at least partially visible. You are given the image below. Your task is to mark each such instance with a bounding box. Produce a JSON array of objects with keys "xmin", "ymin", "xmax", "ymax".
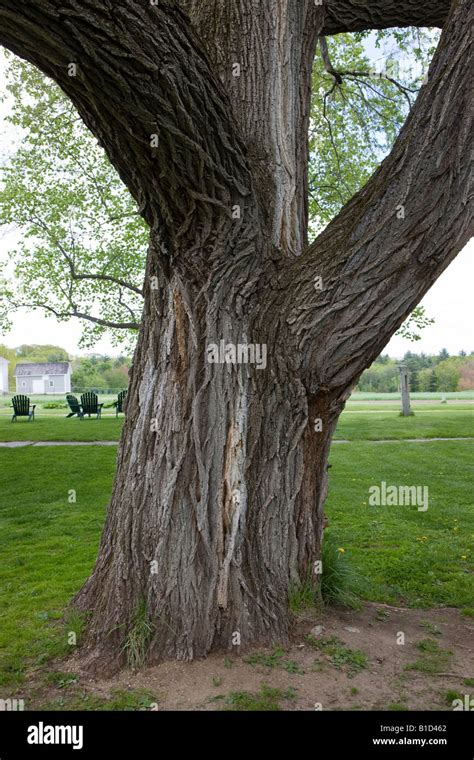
[
  {"xmin": 326, "ymin": 440, "xmax": 474, "ymax": 607},
  {"xmin": 0, "ymin": 416, "xmax": 123, "ymax": 441},
  {"xmin": 335, "ymin": 409, "xmax": 474, "ymax": 440},
  {"xmin": 0, "ymin": 406, "xmax": 472, "ymax": 442},
  {"xmin": 0, "ymin": 447, "xmax": 116, "ymax": 686}
]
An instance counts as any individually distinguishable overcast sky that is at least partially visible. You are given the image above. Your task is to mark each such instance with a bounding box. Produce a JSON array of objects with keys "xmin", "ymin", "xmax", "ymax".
[{"xmin": 0, "ymin": 45, "xmax": 472, "ymax": 359}]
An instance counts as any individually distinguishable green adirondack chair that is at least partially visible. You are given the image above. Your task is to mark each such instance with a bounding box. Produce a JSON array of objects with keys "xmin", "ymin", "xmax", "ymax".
[
  {"xmin": 66, "ymin": 394, "xmax": 84, "ymax": 419},
  {"xmin": 11, "ymin": 395, "xmax": 36, "ymax": 422},
  {"xmin": 80, "ymin": 392, "xmax": 103, "ymax": 419},
  {"xmin": 113, "ymin": 389, "xmax": 128, "ymax": 418}
]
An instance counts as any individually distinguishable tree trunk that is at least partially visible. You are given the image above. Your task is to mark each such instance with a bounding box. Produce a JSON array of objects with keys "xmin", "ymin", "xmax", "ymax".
[
  {"xmin": 0, "ymin": 0, "xmax": 471, "ymax": 672},
  {"xmin": 74, "ymin": 237, "xmax": 338, "ymax": 667}
]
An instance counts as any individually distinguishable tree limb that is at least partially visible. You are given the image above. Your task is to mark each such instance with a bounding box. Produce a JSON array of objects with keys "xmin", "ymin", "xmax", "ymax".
[
  {"xmin": 319, "ymin": 36, "xmax": 419, "ymax": 109},
  {"xmin": 275, "ymin": 0, "xmax": 473, "ymax": 393},
  {"xmin": 4, "ymin": 295, "xmax": 140, "ymax": 330},
  {"xmin": 0, "ymin": 0, "xmax": 253, "ymax": 262},
  {"xmin": 321, "ymin": 0, "xmax": 451, "ymax": 35}
]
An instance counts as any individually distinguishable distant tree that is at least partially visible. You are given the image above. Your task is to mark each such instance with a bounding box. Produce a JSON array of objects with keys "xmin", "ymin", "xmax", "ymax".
[
  {"xmin": 458, "ymin": 360, "xmax": 474, "ymax": 390},
  {"xmin": 428, "ymin": 370, "xmax": 439, "ymax": 392},
  {"xmin": 435, "ymin": 357, "xmax": 461, "ymax": 392},
  {"xmin": 410, "ymin": 371, "xmax": 419, "ymax": 392},
  {"xmin": 438, "ymin": 348, "xmax": 450, "ymax": 362}
]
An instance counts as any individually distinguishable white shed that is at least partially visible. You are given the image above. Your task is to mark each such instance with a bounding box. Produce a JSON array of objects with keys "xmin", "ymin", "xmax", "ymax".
[{"xmin": 14, "ymin": 362, "xmax": 72, "ymax": 395}]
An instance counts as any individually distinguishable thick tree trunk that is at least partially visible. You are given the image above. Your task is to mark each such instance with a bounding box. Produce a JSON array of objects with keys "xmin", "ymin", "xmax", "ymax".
[
  {"xmin": 0, "ymin": 0, "xmax": 471, "ymax": 671},
  {"xmin": 74, "ymin": 237, "xmax": 336, "ymax": 666}
]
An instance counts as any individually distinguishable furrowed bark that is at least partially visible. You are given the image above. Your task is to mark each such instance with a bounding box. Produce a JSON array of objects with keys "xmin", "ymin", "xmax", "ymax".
[
  {"xmin": 180, "ymin": 0, "xmax": 323, "ymax": 254},
  {"xmin": 321, "ymin": 0, "xmax": 451, "ymax": 35}
]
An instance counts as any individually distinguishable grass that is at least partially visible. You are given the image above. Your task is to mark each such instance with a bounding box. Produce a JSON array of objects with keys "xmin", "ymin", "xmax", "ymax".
[
  {"xmin": 334, "ymin": 409, "xmax": 473, "ymax": 440},
  {"xmin": 420, "ymin": 620, "xmax": 442, "ymax": 636},
  {"xmin": 325, "ymin": 440, "xmax": 474, "ymax": 607},
  {"xmin": 122, "ymin": 600, "xmax": 154, "ymax": 670},
  {"xmin": 0, "ymin": 406, "xmax": 471, "ymax": 443},
  {"xmin": 212, "ymin": 685, "xmax": 297, "ymax": 711},
  {"xmin": 42, "ymin": 687, "xmax": 158, "ymax": 711},
  {"xmin": 305, "ymin": 635, "xmax": 368, "ymax": 677},
  {"xmin": 349, "ymin": 392, "xmax": 474, "ymax": 401},
  {"xmin": 405, "ymin": 639, "xmax": 453, "ymax": 674},
  {"xmin": 0, "ymin": 446, "xmax": 115, "ymax": 686},
  {"xmin": 0, "ymin": 416, "xmax": 123, "ymax": 441},
  {"xmin": 320, "ymin": 533, "xmax": 362, "ymax": 608},
  {"xmin": 244, "ymin": 647, "xmax": 305, "ymax": 674}
]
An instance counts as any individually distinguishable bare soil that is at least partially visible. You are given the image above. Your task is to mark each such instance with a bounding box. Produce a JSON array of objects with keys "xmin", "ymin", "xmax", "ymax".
[{"xmin": 43, "ymin": 603, "xmax": 474, "ymax": 712}]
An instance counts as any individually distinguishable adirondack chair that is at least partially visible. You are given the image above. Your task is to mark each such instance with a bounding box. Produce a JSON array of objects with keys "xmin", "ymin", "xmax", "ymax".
[
  {"xmin": 11, "ymin": 395, "xmax": 36, "ymax": 422},
  {"xmin": 80, "ymin": 392, "xmax": 103, "ymax": 419},
  {"xmin": 113, "ymin": 389, "xmax": 128, "ymax": 418},
  {"xmin": 66, "ymin": 394, "xmax": 84, "ymax": 419}
]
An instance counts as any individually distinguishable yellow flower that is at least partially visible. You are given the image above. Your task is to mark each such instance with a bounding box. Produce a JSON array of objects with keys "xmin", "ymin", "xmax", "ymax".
[
  {"xmin": 461, "ymin": 555, "xmax": 467, "ymax": 560},
  {"xmin": 338, "ymin": 547, "xmax": 345, "ymax": 554}
]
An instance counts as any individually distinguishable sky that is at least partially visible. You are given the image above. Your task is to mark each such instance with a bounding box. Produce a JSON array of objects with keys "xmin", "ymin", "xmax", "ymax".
[{"xmin": 0, "ymin": 43, "xmax": 472, "ymax": 360}]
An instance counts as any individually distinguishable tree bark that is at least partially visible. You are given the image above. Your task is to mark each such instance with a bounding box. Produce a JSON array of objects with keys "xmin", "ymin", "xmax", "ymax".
[
  {"xmin": 321, "ymin": 0, "xmax": 452, "ymax": 35},
  {"xmin": 0, "ymin": 0, "xmax": 471, "ymax": 671}
]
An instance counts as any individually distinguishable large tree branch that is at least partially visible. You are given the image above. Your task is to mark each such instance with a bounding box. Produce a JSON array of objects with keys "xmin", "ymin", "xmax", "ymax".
[
  {"xmin": 321, "ymin": 0, "xmax": 451, "ymax": 35},
  {"xmin": 0, "ymin": 0, "xmax": 253, "ymax": 267},
  {"xmin": 178, "ymin": 0, "xmax": 323, "ymax": 255},
  {"xmin": 275, "ymin": 0, "xmax": 472, "ymax": 394}
]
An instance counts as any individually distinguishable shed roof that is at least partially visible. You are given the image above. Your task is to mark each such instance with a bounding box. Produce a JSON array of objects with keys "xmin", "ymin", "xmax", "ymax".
[{"xmin": 14, "ymin": 362, "xmax": 70, "ymax": 377}]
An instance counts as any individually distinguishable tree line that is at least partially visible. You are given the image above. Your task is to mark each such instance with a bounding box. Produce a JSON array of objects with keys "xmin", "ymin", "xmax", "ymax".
[
  {"xmin": 358, "ymin": 350, "xmax": 474, "ymax": 393},
  {"xmin": 2, "ymin": 343, "xmax": 472, "ymax": 395}
]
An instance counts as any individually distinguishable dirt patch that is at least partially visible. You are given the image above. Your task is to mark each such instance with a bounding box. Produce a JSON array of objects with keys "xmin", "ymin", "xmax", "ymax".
[{"xmin": 28, "ymin": 604, "xmax": 474, "ymax": 711}]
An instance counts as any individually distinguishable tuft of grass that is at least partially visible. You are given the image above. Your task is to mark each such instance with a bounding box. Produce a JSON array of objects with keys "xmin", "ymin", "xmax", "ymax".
[
  {"xmin": 461, "ymin": 608, "xmax": 474, "ymax": 618},
  {"xmin": 305, "ymin": 635, "xmax": 368, "ymax": 677},
  {"xmin": 420, "ymin": 620, "xmax": 442, "ymax": 636},
  {"xmin": 444, "ymin": 689, "xmax": 462, "ymax": 705},
  {"xmin": 44, "ymin": 671, "xmax": 78, "ymax": 689},
  {"xmin": 122, "ymin": 601, "xmax": 154, "ymax": 670},
  {"xmin": 244, "ymin": 647, "xmax": 304, "ymax": 674},
  {"xmin": 288, "ymin": 578, "xmax": 318, "ymax": 614},
  {"xmin": 320, "ymin": 533, "xmax": 362, "ymax": 608},
  {"xmin": 406, "ymin": 639, "xmax": 453, "ymax": 674},
  {"xmin": 416, "ymin": 638, "xmax": 440, "ymax": 652},
  {"xmin": 216, "ymin": 685, "xmax": 296, "ymax": 711},
  {"xmin": 40, "ymin": 687, "xmax": 157, "ymax": 711},
  {"xmin": 463, "ymin": 677, "xmax": 474, "ymax": 687},
  {"xmin": 387, "ymin": 703, "xmax": 408, "ymax": 711}
]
